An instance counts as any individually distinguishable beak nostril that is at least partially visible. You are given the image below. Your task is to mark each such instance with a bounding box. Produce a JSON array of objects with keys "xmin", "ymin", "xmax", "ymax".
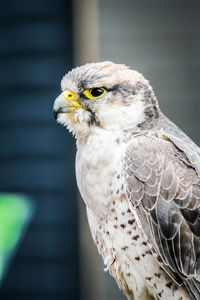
[{"xmin": 61, "ymin": 90, "xmax": 83, "ymax": 109}]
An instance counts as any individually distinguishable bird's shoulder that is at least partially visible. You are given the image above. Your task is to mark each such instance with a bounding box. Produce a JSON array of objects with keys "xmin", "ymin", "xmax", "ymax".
[{"xmin": 125, "ymin": 115, "xmax": 200, "ymax": 176}]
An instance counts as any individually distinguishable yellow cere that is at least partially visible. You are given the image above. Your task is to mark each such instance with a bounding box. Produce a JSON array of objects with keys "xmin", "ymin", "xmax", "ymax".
[
  {"xmin": 62, "ymin": 89, "xmax": 76, "ymax": 101},
  {"xmin": 82, "ymin": 87, "xmax": 107, "ymax": 100},
  {"xmin": 62, "ymin": 89, "xmax": 83, "ymax": 109}
]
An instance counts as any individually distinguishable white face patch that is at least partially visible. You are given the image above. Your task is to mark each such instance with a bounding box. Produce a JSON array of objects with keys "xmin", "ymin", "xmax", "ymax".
[{"xmin": 97, "ymin": 97, "xmax": 146, "ymax": 132}]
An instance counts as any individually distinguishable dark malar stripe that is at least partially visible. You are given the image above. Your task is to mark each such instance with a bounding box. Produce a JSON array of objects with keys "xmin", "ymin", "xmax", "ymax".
[{"xmin": 87, "ymin": 108, "xmax": 101, "ymax": 127}]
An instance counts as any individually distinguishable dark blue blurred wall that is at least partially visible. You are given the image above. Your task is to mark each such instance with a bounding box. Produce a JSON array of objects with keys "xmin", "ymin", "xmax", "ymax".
[{"xmin": 0, "ymin": 1, "xmax": 79, "ymax": 299}]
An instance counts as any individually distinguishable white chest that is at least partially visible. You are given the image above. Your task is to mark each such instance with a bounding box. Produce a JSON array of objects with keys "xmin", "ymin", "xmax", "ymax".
[{"xmin": 75, "ymin": 130, "xmax": 125, "ymax": 216}]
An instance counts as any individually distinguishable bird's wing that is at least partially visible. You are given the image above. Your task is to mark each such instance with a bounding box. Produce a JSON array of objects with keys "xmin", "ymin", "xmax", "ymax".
[{"xmin": 123, "ymin": 132, "xmax": 200, "ymax": 299}]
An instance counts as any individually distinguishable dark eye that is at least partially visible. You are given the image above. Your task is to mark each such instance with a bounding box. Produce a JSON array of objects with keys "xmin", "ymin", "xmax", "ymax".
[
  {"xmin": 83, "ymin": 87, "xmax": 107, "ymax": 99},
  {"xmin": 90, "ymin": 88, "xmax": 105, "ymax": 97}
]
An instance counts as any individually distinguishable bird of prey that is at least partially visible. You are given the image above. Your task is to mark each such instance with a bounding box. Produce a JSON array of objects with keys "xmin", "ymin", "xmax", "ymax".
[{"xmin": 53, "ymin": 61, "xmax": 200, "ymax": 300}]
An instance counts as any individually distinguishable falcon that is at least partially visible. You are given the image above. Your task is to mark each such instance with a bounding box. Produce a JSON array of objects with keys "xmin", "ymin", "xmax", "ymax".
[{"xmin": 53, "ymin": 61, "xmax": 200, "ymax": 300}]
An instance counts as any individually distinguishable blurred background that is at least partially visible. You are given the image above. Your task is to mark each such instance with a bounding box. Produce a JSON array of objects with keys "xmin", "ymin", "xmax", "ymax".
[{"xmin": 0, "ymin": 0, "xmax": 199, "ymax": 299}]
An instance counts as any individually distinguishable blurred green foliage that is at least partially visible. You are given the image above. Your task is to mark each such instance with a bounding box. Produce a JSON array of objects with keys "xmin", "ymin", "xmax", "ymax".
[{"xmin": 0, "ymin": 194, "xmax": 34, "ymax": 283}]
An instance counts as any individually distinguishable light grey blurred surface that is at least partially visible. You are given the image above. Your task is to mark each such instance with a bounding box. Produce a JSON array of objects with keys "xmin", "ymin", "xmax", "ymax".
[
  {"xmin": 99, "ymin": 0, "xmax": 200, "ymax": 144},
  {"xmin": 79, "ymin": 1, "xmax": 200, "ymax": 299}
]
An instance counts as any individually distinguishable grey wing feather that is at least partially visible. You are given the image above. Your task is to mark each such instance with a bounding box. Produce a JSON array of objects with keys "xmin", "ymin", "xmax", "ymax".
[
  {"xmin": 123, "ymin": 118, "xmax": 200, "ymax": 299},
  {"xmin": 153, "ymin": 115, "xmax": 200, "ymax": 175}
]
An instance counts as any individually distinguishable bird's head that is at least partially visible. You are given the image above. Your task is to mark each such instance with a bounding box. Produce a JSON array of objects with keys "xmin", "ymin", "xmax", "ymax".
[{"xmin": 53, "ymin": 61, "xmax": 160, "ymax": 138}]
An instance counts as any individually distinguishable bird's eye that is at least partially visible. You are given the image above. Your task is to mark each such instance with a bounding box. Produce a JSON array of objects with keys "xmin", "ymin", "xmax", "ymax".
[
  {"xmin": 90, "ymin": 88, "xmax": 105, "ymax": 97},
  {"xmin": 82, "ymin": 87, "xmax": 107, "ymax": 99}
]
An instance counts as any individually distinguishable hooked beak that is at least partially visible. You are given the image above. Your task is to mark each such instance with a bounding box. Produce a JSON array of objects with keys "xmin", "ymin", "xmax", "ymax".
[{"xmin": 53, "ymin": 89, "xmax": 83, "ymax": 120}]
